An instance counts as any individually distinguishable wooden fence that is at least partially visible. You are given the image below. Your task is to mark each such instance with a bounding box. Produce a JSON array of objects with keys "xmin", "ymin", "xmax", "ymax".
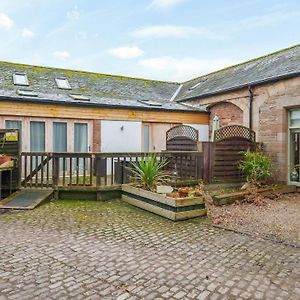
[{"xmin": 20, "ymin": 151, "xmax": 204, "ymax": 189}]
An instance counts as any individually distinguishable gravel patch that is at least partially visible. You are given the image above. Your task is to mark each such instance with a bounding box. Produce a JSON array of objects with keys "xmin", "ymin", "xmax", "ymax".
[{"xmin": 207, "ymin": 193, "xmax": 300, "ymax": 246}]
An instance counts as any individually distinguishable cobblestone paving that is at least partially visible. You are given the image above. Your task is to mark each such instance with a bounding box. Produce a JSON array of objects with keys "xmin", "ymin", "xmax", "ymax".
[{"xmin": 0, "ymin": 199, "xmax": 299, "ymax": 300}]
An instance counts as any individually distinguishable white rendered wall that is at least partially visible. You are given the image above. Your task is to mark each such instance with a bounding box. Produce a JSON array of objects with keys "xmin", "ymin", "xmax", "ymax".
[
  {"xmin": 101, "ymin": 120, "xmax": 142, "ymax": 152},
  {"xmin": 185, "ymin": 124, "xmax": 209, "ymax": 141}
]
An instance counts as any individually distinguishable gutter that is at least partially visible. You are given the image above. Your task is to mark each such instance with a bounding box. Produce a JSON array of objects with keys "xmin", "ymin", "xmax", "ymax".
[
  {"xmin": 177, "ymin": 71, "xmax": 300, "ymax": 102},
  {"xmin": 248, "ymin": 86, "xmax": 254, "ymax": 130},
  {"xmin": 0, "ymin": 95, "xmax": 209, "ymax": 114}
]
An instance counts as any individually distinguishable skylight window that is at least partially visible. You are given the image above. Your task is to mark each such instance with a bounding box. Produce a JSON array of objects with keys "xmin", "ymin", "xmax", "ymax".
[
  {"xmin": 188, "ymin": 82, "xmax": 201, "ymax": 91},
  {"xmin": 17, "ymin": 89, "xmax": 38, "ymax": 97},
  {"xmin": 13, "ymin": 73, "xmax": 29, "ymax": 86},
  {"xmin": 188, "ymin": 79, "xmax": 208, "ymax": 91},
  {"xmin": 69, "ymin": 94, "xmax": 90, "ymax": 101},
  {"xmin": 55, "ymin": 78, "xmax": 71, "ymax": 89},
  {"xmin": 138, "ymin": 100, "xmax": 162, "ymax": 107}
]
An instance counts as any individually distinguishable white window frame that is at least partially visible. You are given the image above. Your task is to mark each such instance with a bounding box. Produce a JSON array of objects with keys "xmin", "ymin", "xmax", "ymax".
[
  {"xmin": 55, "ymin": 78, "xmax": 72, "ymax": 90},
  {"xmin": 13, "ymin": 73, "xmax": 29, "ymax": 86}
]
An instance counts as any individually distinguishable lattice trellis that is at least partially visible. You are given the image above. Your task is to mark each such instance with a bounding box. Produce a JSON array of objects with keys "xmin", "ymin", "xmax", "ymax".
[
  {"xmin": 214, "ymin": 125, "xmax": 256, "ymax": 142},
  {"xmin": 166, "ymin": 125, "xmax": 199, "ymax": 141}
]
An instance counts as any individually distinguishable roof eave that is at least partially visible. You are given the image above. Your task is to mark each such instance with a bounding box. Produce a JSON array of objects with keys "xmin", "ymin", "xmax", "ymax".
[{"xmin": 0, "ymin": 95, "xmax": 208, "ymax": 114}]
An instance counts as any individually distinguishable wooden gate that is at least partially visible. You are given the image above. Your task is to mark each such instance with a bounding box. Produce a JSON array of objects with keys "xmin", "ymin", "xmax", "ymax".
[{"xmin": 212, "ymin": 125, "xmax": 256, "ymax": 182}]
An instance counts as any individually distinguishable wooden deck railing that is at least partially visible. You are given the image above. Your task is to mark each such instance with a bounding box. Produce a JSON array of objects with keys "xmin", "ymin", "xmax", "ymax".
[{"xmin": 20, "ymin": 151, "xmax": 203, "ymax": 189}]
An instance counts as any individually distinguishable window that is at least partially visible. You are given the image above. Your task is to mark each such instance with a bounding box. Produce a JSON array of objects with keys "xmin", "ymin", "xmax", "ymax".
[
  {"xmin": 69, "ymin": 94, "xmax": 90, "ymax": 101},
  {"xmin": 74, "ymin": 123, "xmax": 88, "ymax": 152},
  {"xmin": 189, "ymin": 83, "xmax": 201, "ymax": 90},
  {"xmin": 289, "ymin": 109, "xmax": 300, "ymax": 183},
  {"xmin": 5, "ymin": 120, "xmax": 22, "ymax": 142},
  {"xmin": 143, "ymin": 124, "xmax": 150, "ymax": 152},
  {"xmin": 53, "ymin": 122, "xmax": 67, "ymax": 152},
  {"xmin": 290, "ymin": 110, "xmax": 300, "ymax": 128},
  {"xmin": 30, "ymin": 121, "xmax": 45, "ymax": 152},
  {"xmin": 13, "ymin": 73, "xmax": 29, "ymax": 86},
  {"xmin": 188, "ymin": 79, "xmax": 208, "ymax": 91},
  {"xmin": 17, "ymin": 89, "xmax": 38, "ymax": 97},
  {"xmin": 138, "ymin": 100, "xmax": 162, "ymax": 107},
  {"xmin": 55, "ymin": 78, "xmax": 71, "ymax": 89}
]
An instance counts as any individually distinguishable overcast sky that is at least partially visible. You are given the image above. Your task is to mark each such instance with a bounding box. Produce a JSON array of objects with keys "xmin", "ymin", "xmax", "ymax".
[{"xmin": 0, "ymin": 0, "xmax": 299, "ymax": 82}]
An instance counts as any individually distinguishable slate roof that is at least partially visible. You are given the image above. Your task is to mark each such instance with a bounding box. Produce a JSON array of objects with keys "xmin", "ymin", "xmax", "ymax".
[
  {"xmin": 0, "ymin": 61, "xmax": 200, "ymax": 112},
  {"xmin": 1, "ymin": 44, "xmax": 299, "ymax": 110},
  {"xmin": 176, "ymin": 44, "xmax": 300, "ymax": 102}
]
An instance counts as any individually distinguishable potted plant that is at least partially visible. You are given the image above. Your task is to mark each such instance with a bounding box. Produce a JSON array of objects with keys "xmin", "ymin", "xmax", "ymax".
[
  {"xmin": 121, "ymin": 155, "xmax": 207, "ymax": 221},
  {"xmin": 0, "ymin": 130, "xmax": 18, "ymax": 168},
  {"xmin": 0, "ymin": 132, "xmax": 12, "ymax": 167}
]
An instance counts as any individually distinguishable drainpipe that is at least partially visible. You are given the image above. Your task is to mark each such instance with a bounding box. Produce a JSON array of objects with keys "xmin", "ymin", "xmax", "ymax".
[{"xmin": 248, "ymin": 85, "xmax": 254, "ymax": 130}]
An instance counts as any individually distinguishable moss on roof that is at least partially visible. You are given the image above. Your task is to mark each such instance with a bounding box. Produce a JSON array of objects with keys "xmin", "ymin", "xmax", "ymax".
[
  {"xmin": 183, "ymin": 44, "xmax": 300, "ymax": 84},
  {"xmin": 176, "ymin": 44, "xmax": 300, "ymax": 101},
  {"xmin": 0, "ymin": 60, "xmax": 178, "ymax": 85}
]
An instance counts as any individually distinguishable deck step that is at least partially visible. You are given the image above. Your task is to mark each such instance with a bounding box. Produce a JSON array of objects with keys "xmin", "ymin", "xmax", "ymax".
[{"xmin": 0, "ymin": 189, "xmax": 53, "ymax": 210}]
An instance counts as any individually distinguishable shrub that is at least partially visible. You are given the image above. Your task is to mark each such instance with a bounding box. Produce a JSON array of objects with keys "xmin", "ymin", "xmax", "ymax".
[
  {"xmin": 239, "ymin": 150, "xmax": 272, "ymax": 185},
  {"xmin": 129, "ymin": 155, "xmax": 171, "ymax": 191}
]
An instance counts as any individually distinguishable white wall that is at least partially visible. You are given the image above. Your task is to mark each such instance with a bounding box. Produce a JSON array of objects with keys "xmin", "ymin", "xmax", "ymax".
[
  {"xmin": 185, "ymin": 124, "xmax": 209, "ymax": 142},
  {"xmin": 101, "ymin": 120, "xmax": 142, "ymax": 152}
]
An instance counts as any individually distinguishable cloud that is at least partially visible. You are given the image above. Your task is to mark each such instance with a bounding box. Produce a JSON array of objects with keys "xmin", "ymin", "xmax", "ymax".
[
  {"xmin": 22, "ymin": 28, "xmax": 34, "ymax": 38},
  {"xmin": 0, "ymin": 13, "xmax": 14, "ymax": 30},
  {"xmin": 138, "ymin": 56, "xmax": 237, "ymax": 81},
  {"xmin": 109, "ymin": 46, "xmax": 144, "ymax": 59},
  {"xmin": 53, "ymin": 50, "xmax": 71, "ymax": 61},
  {"xmin": 67, "ymin": 6, "xmax": 80, "ymax": 21},
  {"xmin": 150, "ymin": 0, "xmax": 188, "ymax": 9},
  {"xmin": 132, "ymin": 25, "xmax": 221, "ymax": 39}
]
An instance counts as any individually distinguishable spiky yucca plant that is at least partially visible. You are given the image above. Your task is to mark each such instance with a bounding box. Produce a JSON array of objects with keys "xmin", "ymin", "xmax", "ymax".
[{"xmin": 129, "ymin": 155, "xmax": 170, "ymax": 191}]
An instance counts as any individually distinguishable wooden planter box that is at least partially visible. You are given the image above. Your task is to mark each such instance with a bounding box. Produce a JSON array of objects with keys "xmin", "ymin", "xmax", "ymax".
[
  {"xmin": 212, "ymin": 185, "xmax": 297, "ymax": 206},
  {"xmin": 122, "ymin": 184, "xmax": 207, "ymax": 221}
]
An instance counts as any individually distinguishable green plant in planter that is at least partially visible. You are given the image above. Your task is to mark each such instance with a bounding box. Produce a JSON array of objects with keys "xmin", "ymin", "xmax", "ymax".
[
  {"xmin": 129, "ymin": 155, "xmax": 171, "ymax": 191},
  {"xmin": 239, "ymin": 150, "xmax": 272, "ymax": 185}
]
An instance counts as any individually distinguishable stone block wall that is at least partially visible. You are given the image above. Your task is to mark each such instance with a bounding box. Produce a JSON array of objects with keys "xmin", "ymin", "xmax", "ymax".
[{"xmin": 186, "ymin": 76, "xmax": 300, "ymax": 183}]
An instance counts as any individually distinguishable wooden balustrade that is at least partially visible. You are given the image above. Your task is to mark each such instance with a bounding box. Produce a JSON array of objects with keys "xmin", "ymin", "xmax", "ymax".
[{"xmin": 20, "ymin": 151, "xmax": 204, "ymax": 189}]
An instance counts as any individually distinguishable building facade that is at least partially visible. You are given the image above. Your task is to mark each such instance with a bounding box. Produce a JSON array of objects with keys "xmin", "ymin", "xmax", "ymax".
[
  {"xmin": 0, "ymin": 62, "xmax": 209, "ymax": 155},
  {"xmin": 175, "ymin": 45, "xmax": 300, "ymax": 184},
  {"xmin": 1, "ymin": 44, "xmax": 300, "ymax": 184}
]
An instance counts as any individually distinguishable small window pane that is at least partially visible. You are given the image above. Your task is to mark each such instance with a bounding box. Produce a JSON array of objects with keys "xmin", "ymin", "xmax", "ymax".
[
  {"xmin": 53, "ymin": 122, "xmax": 67, "ymax": 152},
  {"xmin": 55, "ymin": 78, "xmax": 71, "ymax": 89},
  {"xmin": 290, "ymin": 110, "xmax": 300, "ymax": 127},
  {"xmin": 13, "ymin": 73, "xmax": 29, "ymax": 86},
  {"xmin": 17, "ymin": 89, "xmax": 38, "ymax": 97},
  {"xmin": 5, "ymin": 120, "xmax": 22, "ymax": 142},
  {"xmin": 30, "ymin": 121, "xmax": 45, "ymax": 152},
  {"xmin": 74, "ymin": 123, "xmax": 88, "ymax": 152},
  {"xmin": 138, "ymin": 100, "xmax": 162, "ymax": 107},
  {"xmin": 144, "ymin": 125, "xmax": 150, "ymax": 152},
  {"xmin": 69, "ymin": 94, "xmax": 90, "ymax": 101}
]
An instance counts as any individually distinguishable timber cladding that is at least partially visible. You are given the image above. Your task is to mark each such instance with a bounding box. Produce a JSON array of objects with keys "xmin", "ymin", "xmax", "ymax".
[{"xmin": 0, "ymin": 101, "xmax": 209, "ymax": 124}]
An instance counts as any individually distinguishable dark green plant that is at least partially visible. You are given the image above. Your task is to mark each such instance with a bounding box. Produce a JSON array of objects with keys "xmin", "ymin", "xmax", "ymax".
[
  {"xmin": 239, "ymin": 150, "xmax": 272, "ymax": 184},
  {"xmin": 129, "ymin": 155, "xmax": 170, "ymax": 191}
]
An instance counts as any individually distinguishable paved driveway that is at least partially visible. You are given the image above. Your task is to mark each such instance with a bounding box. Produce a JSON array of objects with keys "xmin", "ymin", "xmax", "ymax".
[{"xmin": 0, "ymin": 200, "xmax": 299, "ymax": 300}]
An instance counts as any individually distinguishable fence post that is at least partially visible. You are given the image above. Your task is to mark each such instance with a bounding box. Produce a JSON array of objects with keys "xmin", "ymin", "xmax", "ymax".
[
  {"xmin": 202, "ymin": 142, "xmax": 215, "ymax": 183},
  {"xmin": 95, "ymin": 154, "xmax": 101, "ymax": 187},
  {"xmin": 52, "ymin": 154, "xmax": 59, "ymax": 190}
]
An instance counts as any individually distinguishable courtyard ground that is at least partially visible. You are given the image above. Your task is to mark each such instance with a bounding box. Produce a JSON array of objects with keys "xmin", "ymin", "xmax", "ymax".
[
  {"xmin": 207, "ymin": 193, "xmax": 300, "ymax": 246},
  {"xmin": 0, "ymin": 199, "xmax": 299, "ymax": 300}
]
